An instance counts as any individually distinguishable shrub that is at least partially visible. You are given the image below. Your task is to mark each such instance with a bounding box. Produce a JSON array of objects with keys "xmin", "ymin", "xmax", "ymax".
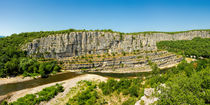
[
  {"xmin": 67, "ymin": 82, "xmax": 98, "ymax": 105},
  {"xmin": 99, "ymin": 78, "xmax": 142, "ymax": 97},
  {"xmin": 122, "ymin": 97, "xmax": 136, "ymax": 105}
]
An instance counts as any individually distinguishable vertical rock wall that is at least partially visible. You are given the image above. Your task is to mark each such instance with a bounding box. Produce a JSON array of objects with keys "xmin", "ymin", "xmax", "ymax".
[{"xmin": 23, "ymin": 31, "xmax": 210, "ymax": 58}]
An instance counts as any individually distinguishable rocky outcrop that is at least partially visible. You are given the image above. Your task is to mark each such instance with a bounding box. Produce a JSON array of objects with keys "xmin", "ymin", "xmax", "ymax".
[
  {"xmin": 61, "ymin": 51, "xmax": 182, "ymax": 73},
  {"xmin": 22, "ymin": 31, "xmax": 210, "ymax": 58},
  {"xmin": 135, "ymin": 88, "xmax": 158, "ymax": 105}
]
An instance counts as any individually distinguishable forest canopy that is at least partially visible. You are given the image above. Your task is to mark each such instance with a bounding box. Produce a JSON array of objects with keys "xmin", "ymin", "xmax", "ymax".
[{"xmin": 157, "ymin": 37, "xmax": 210, "ymax": 58}]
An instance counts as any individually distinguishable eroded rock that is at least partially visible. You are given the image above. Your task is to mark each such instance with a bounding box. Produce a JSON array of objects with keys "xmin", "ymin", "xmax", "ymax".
[
  {"xmin": 22, "ymin": 31, "xmax": 210, "ymax": 58},
  {"xmin": 135, "ymin": 88, "xmax": 158, "ymax": 105}
]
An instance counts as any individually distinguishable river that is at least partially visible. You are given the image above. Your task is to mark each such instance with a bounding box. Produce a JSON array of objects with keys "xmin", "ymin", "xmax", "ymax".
[{"xmin": 0, "ymin": 69, "xmax": 169, "ymax": 97}]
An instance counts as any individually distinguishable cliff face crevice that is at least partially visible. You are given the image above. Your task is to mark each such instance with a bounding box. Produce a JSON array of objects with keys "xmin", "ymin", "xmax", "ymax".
[{"xmin": 23, "ymin": 31, "xmax": 210, "ymax": 58}]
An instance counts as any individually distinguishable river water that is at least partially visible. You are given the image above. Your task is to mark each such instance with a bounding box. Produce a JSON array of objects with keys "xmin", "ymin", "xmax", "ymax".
[
  {"xmin": 0, "ymin": 69, "xmax": 168, "ymax": 96},
  {"xmin": 0, "ymin": 72, "xmax": 82, "ymax": 96}
]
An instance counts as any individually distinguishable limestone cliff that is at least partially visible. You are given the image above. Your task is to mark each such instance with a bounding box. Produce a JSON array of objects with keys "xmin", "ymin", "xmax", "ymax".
[{"xmin": 23, "ymin": 30, "xmax": 210, "ymax": 58}]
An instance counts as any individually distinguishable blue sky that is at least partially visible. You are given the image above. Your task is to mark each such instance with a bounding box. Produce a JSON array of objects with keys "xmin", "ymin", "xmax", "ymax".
[{"xmin": 0, "ymin": 0, "xmax": 210, "ymax": 36}]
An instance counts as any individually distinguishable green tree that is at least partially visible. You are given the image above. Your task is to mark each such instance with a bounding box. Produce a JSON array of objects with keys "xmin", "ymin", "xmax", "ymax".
[
  {"xmin": 39, "ymin": 63, "xmax": 47, "ymax": 78},
  {"xmin": 151, "ymin": 63, "xmax": 160, "ymax": 75}
]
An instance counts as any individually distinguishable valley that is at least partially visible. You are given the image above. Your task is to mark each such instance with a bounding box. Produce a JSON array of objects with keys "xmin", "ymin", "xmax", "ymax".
[{"xmin": 0, "ymin": 29, "xmax": 209, "ymax": 105}]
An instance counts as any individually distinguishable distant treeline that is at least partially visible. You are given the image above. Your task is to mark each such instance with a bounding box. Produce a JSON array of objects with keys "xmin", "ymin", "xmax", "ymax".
[{"xmin": 157, "ymin": 37, "xmax": 210, "ymax": 58}]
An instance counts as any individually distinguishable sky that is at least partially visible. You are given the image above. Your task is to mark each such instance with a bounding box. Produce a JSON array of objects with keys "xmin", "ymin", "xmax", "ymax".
[{"xmin": 0, "ymin": 0, "xmax": 210, "ymax": 36}]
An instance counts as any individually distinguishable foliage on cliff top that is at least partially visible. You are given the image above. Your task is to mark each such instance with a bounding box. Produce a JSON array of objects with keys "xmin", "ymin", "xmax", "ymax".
[
  {"xmin": 3, "ymin": 28, "xmax": 210, "ymax": 48},
  {"xmin": 1, "ymin": 28, "xmax": 209, "ymax": 49},
  {"xmin": 124, "ymin": 29, "xmax": 210, "ymax": 35}
]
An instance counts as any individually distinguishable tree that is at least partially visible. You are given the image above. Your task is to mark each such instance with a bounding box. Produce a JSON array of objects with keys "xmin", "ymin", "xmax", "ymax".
[
  {"xmin": 156, "ymin": 60, "xmax": 210, "ymax": 105},
  {"xmin": 39, "ymin": 63, "xmax": 47, "ymax": 78},
  {"xmin": 128, "ymin": 85, "xmax": 139, "ymax": 97},
  {"xmin": 151, "ymin": 63, "xmax": 160, "ymax": 75},
  {"xmin": 4, "ymin": 58, "xmax": 19, "ymax": 76},
  {"xmin": 53, "ymin": 65, "xmax": 61, "ymax": 72}
]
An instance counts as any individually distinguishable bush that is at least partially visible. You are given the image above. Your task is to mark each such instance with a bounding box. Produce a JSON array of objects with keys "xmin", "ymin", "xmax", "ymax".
[
  {"xmin": 122, "ymin": 97, "xmax": 136, "ymax": 105},
  {"xmin": 148, "ymin": 59, "xmax": 210, "ymax": 105},
  {"xmin": 99, "ymin": 79, "xmax": 118, "ymax": 95},
  {"xmin": 99, "ymin": 78, "xmax": 142, "ymax": 97},
  {"xmin": 67, "ymin": 82, "xmax": 98, "ymax": 105},
  {"xmin": 128, "ymin": 85, "xmax": 139, "ymax": 97},
  {"xmin": 0, "ymin": 101, "xmax": 8, "ymax": 105}
]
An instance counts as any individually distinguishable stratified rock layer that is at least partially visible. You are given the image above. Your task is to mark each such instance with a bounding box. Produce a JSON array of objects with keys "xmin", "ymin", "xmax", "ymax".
[
  {"xmin": 60, "ymin": 51, "xmax": 182, "ymax": 72},
  {"xmin": 23, "ymin": 31, "xmax": 210, "ymax": 58}
]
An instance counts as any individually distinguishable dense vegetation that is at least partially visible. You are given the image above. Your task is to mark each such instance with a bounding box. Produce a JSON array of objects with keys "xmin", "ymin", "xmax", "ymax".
[
  {"xmin": 0, "ymin": 55, "xmax": 61, "ymax": 78},
  {"xmin": 1, "ymin": 29, "xmax": 210, "ymax": 104},
  {"xmin": 157, "ymin": 37, "xmax": 210, "ymax": 58},
  {"xmin": 145, "ymin": 58, "xmax": 210, "ymax": 105},
  {"xmin": 66, "ymin": 59, "xmax": 210, "ymax": 105},
  {"xmin": 149, "ymin": 38, "xmax": 210, "ymax": 104},
  {"xmin": 126, "ymin": 29, "xmax": 210, "ymax": 35},
  {"xmin": 67, "ymin": 81, "xmax": 100, "ymax": 105},
  {"xmin": 66, "ymin": 78, "xmax": 144, "ymax": 105},
  {"xmin": 1, "ymin": 84, "xmax": 64, "ymax": 105},
  {"xmin": 0, "ymin": 30, "xmax": 63, "ymax": 77},
  {"xmin": 0, "ymin": 29, "xmax": 209, "ymax": 77},
  {"xmin": 99, "ymin": 79, "xmax": 143, "ymax": 97},
  {"xmin": 99, "ymin": 78, "xmax": 145, "ymax": 105},
  {"xmin": 66, "ymin": 37, "xmax": 210, "ymax": 105},
  {"xmin": 0, "ymin": 29, "xmax": 117, "ymax": 77}
]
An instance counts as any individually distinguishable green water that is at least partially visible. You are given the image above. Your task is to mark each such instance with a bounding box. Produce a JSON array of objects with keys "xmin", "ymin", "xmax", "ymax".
[
  {"xmin": 0, "ymin": 72, "xmax": 82, "ymax": 96},
  {"xmin": 0, "ymin": 69, "xmax": 168, "ymax": 96}
]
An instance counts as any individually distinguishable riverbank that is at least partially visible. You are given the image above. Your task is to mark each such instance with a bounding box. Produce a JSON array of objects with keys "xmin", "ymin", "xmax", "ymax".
[
  {"xmin": 0, "ymin": 74, "xmax": 107, "ymax": 104},
  {"xmin": 0, "ymin": 70, "xmax": 77, "ymax": 86},
  {"xmin": 0, "ymin": 61, "xmax": 180, "ymax": 86},
  {"xmin": 0, "ymin": 61, "xmax": 180, "ymax": 104}
]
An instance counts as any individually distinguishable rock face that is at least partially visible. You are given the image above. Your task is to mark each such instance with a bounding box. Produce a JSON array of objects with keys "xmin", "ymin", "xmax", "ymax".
[
  {"xmin": 61, "ymin": 51, "xmax": 182, "ymax": 72},
  {"xmin": 135, "ymin": 88, "xmax": 158, "ymax": 105},
  {"xmin": 23, "ymin": 31, "xmax": 210, "ymax": 58}
]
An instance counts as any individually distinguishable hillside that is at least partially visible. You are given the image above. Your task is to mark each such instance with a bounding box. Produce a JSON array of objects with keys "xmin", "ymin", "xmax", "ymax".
[
  {"xmin": 2, "ymin": 37, "xmax": 209, "ymax": 104},
  {"xmin": 0, "ymin": 29, "xmax": 209, "ymax": 77},
  {"xmin": 0, "ymin": 29, "xmax": 210, "ymax": 105}
]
